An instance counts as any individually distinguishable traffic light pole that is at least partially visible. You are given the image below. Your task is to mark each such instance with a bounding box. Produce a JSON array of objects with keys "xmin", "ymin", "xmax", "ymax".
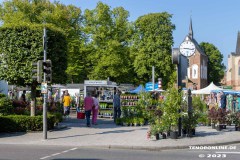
[{"xmin": 43, "ymin": 27, "xmax": 47, "ymax": 140}]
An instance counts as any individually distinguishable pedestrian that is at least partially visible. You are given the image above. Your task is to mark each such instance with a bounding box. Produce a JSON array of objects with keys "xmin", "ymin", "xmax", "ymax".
[
  {"xmin": 92, "ymin": 94, "xmax": 100, "ymax": 125},
  {"xmin": 20, "ymin": 90, "xmax": 26, "ymax": 103},
  {"xmin": 54, "ymin": 89, "xmax": 60, "ymax": 103},
  {"xmin": 113, "ymin": 90, "xmax": 121, "ymax": 123},
  {"xmin": 220, "ymin": 91, "xmax": 226, "ymax": 109},
  {"xmin": 62, "ymin": 90, "xmax": 71, "ymax": 118},
  {"xmin": 84, "ymin": 92, "xmax": 94, "ymax": 127},
  {"xmin": 48, "ymin": 89, "xmax": 52, "ymax": 102}
]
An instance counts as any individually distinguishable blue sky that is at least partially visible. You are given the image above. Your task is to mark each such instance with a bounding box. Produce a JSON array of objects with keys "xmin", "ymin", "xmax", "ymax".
[
  {"xmin": 58, "ymin": 0, "xmax": 240, "ymax": 67},
  {"xmin": 1, "ymin": 0, "xmax": 240, "ymax": 67}
]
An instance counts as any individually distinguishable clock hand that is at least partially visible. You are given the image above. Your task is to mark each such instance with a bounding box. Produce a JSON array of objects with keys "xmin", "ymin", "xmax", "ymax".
[{"xmin": 183, "ymin": 48, "xmax": 195, "ymax": 50}]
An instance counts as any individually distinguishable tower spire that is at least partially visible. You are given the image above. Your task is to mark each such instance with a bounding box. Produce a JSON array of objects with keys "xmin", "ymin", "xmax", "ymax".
[
  {"xmin": 236, "ymin": 31, "xmax": 240, "ymax": 54},
  {"xmin": 189, "ymin": 17, "xmax": 193, "ymax": 39}
]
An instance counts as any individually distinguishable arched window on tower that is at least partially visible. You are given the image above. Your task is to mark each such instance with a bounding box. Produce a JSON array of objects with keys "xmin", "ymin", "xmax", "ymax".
[{"xmin": 192, "ymin": 64, "xmax": 198, "ymax": 79}]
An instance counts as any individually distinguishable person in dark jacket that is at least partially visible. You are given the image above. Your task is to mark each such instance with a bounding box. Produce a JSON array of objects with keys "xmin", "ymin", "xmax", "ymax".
[
  {"xmin": 20, "ymin": 90, "xmax": 26, "ymax": 102},
  {"xmin": 220, "ymin": 91, "xmax": 226, "ymax": 109},
  {"xmin": 113, "ymin": 90, "xmax": 121, "ymax": 123}
]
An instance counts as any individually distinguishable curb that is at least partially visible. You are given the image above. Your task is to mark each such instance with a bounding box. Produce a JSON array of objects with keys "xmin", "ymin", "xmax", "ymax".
[{"xmin": 77, "ymin": 140, "xmax": 240, "ymax": 151}]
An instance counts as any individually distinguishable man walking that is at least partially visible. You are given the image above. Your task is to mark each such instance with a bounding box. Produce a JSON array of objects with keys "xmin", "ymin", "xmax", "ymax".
[{"xmin": 113, "ymin": 90, "xmax": 121, "ymax": 123}]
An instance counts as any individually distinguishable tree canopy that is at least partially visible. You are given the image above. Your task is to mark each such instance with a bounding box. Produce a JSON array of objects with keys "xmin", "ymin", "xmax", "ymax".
[
  {"xmin": 83, "ymin": 2, "xmax": 134, "ymax": 83},
  {"xmin": 0, "ymin": 0, "xmax": 84, "ymax": 83},
  {"xmin": 130, "ymin": 12, "xmax": 176, "ymax": 87},
  {"xmin": 0, "ymin": 0, "xmax": 226, "ymax": 88},
  {"xmin": 199, "ymin": 42, "xmax": 225, "ymax": 84},
  {"xmin": 0, "ymin": 24, "xmax": 67, "ymax": 86}
]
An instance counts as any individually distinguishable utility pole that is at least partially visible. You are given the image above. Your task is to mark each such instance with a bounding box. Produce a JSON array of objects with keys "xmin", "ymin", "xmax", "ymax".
[
  {"xmin": 43, "ymin": 27, "xmax": 47, "ymax": 140},
  {"xmin": 152, "ymin": 66, "xmax": 155, "ymax": 91}
]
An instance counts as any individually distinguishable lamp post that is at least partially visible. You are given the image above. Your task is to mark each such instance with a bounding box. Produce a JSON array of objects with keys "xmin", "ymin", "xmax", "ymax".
[
  {"xmin": 43, "ymin": 27, "xmax": 47, "ymax": 140},
  {"xmin": 172, "ymin": 48, "xmax": 182, "ymax": 137}
]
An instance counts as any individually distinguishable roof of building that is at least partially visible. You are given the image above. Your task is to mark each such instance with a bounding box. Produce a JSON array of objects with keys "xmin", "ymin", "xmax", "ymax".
[
  {"xmin": 187, "ymin": 18, "xmax": 208, "ymax": 57},
  {"xmin": 235, "ymin": 31, "xmax": 240, "ymax": 54}
]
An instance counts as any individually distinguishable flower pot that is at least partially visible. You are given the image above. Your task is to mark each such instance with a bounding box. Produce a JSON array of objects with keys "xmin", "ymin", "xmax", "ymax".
[
  {"xmin": 235, "ymin": 126, "xmax": 240, "ymax": 131},
  {"xmin": 221, "ymin": 124, "xmax": 226, "ymax": 129},
  {"xmin": 167, "ymin": 131, "xmax": 171, "ymax": 137},
  {"xmin": 162, "ymin": 133, "xmax": 167, "ymax": 139},
  {"xmin": 182, "ymin": 128, "xmax": 187, "ymax": 135},
  {"xmin": 155, "ymin": 133, "xmax": 160, "ymax": 140},
  {"xmin": 170, "ymin": 131, "xmax": 178, "ymax": 139},
  {"xmin": 192, "ymin": 128, "xmax": 196, "ymax": 135},
  {"xmin": 216, "ymin": 125, "xmax": 222, "ymax": 131},
  {"xmin": 187, "ymin": 128, "xmax": 195, "ymax": 137},
  {"xmin": 211, "ymin": 123, "xmax": 216, "ymax": 129}
]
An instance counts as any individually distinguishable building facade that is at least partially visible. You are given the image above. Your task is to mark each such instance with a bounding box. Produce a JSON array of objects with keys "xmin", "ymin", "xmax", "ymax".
[
  {"xmin": 226, "ymin": 32, "xmax": 240, "ymax": 90},
  {"xmin": 179, "ymin": 19, "xmax": 208, "ymax": 90}
]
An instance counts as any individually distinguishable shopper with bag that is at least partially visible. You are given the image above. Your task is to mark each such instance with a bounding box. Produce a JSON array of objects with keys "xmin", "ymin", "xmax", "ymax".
[
  {"xmin": 84, "ymin": 92, "xmax": 94, "ymax": 127},
  {"xmin": 92, "ymin": 94, "xmax": 100, "ymax": 125}
]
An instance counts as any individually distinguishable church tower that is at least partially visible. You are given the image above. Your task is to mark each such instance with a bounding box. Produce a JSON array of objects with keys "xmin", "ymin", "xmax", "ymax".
[
  {"xmin": 226, "ymin": 31, "xmax": 240, "ymax": 90},
  {"xmin": 179, "ymin": 18, "xmax": 208, "ymax": 90}
]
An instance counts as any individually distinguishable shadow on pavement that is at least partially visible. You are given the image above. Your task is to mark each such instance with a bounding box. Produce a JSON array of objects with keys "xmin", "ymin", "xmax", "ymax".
[
  {"xmin": 0, "ymin": 132, "xmax": 26, "ymax": 138},
  {"xmin": 48, "ymin": 128, "xmax": 136, "ymax": 140}
]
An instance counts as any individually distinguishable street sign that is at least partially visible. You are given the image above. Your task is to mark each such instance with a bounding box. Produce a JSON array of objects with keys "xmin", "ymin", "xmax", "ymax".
[
  {"xmin": 41, "ymin": 83, "xmax": 48, "ymax": 94},
  {"xmin": 145, "ymin": 82, "xmax": 158, "ymax": 91}
]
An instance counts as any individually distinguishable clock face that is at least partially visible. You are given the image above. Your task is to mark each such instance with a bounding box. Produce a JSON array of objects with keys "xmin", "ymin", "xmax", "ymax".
[{"xmin": 179, "ymin": 41, "xmax": 196, "ymax": 57}]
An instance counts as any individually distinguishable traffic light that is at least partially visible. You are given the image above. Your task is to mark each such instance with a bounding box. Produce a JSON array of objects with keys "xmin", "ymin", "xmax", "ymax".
[
  {"xmin": 32, "ymin": 60, "xmax": 43, "ymax": 83},
  {"xmin": 43, "ymin": 60, "xmax": 52, "ymax": 83},
  {"xmin": 158, "ymin": 78, "xmax": 162, "ymax": 89}
]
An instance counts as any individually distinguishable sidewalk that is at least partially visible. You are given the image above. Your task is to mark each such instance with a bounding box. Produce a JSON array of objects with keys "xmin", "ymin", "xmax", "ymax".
[{"xmin": 1, "ymin": 113, "xmax": 240, "ymax": 150}]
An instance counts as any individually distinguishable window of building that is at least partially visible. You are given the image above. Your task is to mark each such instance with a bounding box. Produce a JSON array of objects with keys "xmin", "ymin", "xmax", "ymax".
[{"xmin": 192, "ymin": 64, "xmax": 198, "ymax": 79}]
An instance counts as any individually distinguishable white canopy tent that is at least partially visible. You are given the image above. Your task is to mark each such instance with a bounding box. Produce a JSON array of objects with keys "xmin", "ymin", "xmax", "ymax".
[{"xmin": 191, "ymin": 82, "xmax": 223, "ymax": 94}]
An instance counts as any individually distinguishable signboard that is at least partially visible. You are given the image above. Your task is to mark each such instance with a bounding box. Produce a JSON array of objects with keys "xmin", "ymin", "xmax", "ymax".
[
  {"xmin": 41, "ymin": 83, "xmax": 48, "ymax": 94},
  {"xmin": 223, "ymin": 86, "xmax": 232, "ymax": 89},
  {"xmin": 84, "ymin": 80, "xmax": 108, "ymax": 85},
  {"xmin": 145, "ymin": 82, "xmax": 158, "ymax": 91}
]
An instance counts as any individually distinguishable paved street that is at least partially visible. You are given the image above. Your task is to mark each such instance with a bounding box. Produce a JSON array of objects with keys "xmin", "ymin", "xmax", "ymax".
[{"xmin": 0, "ymin": 143, "xmax": 240, "ymax": 160}]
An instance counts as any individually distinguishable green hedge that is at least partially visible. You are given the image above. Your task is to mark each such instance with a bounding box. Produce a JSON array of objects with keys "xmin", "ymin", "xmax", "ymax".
[
  {"xmin": 0, "ymin": 24, "xmax": 67, "ymax": 85},
  {"xmin": 0, "ymin": 115, "xmax": 55, "ymax": 132}
]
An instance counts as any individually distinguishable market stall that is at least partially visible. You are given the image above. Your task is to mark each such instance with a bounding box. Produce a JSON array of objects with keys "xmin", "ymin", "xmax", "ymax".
[{"xmin": 84, "ymin": 80, "xmax": 118, "ymax": 118}]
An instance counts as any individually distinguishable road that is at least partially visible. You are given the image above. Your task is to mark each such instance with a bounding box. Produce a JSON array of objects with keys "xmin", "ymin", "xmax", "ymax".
[{"xmin": 0, "ymin": 144, "xmax": 240, "ymax": 160}]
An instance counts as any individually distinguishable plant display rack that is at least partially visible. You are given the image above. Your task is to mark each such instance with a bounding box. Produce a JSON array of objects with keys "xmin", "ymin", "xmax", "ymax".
[
  {"xmin": 98, "ymin": 101, "xmax": 113, "ymax": 118},
  {"xmin": 121, "ymin": 94, "xmax": 139, "ymax": 116}
]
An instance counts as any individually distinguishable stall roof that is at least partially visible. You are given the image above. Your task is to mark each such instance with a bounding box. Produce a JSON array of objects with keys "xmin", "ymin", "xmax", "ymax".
[{"xmin": 191, "ymin": 82, "xmax": 223, "ymax": 94}]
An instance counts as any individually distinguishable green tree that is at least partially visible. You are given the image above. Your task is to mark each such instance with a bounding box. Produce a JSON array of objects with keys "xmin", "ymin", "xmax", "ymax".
[
  {"xmin": 130, "ymin": 12, "xmax": 176, "ymax": 88},
  {"xmin": 199, "ymin": 42, "xmax": 225, "ymax": 84},
  {"xmin": 0, "ymin": 24, "xmax": 67, "ymax": 85},
  {"xmin": 0, "ymin": 0, "xmax": 85, "ymax": 83},
  {"xmin": 83, "ymin": 2, "xmax": 134, "ymax": 83}
]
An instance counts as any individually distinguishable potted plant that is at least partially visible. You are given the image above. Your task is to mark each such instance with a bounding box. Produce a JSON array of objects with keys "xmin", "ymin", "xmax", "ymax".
[
  {"xmin": 161, "ymin": 86, "xmax": 182, "ymax": 139},
  {"xmin": 139, "ymin": 117, "xmax": 145, "ymax": 126},
  {"xmin": 208, "ymin": 107, "xmax": 218, "ymax": 129},
  {"xmin": 233, "ymin": 112, "xmax": 240, "ymax": 131},
  {"xmin": 215, "ymin": 108, "xmax": 228, "ymax": 131},
  {"xmin": 133, "ymin": 117, "xmax": 138, "ymax": 126},
  {"xmin": 226, "ymin": 112, "xmax": 235, "ymax": 126},
  {"xmin": 150, "ymin": 125, "xmax": 160, "ymax": 140}
]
